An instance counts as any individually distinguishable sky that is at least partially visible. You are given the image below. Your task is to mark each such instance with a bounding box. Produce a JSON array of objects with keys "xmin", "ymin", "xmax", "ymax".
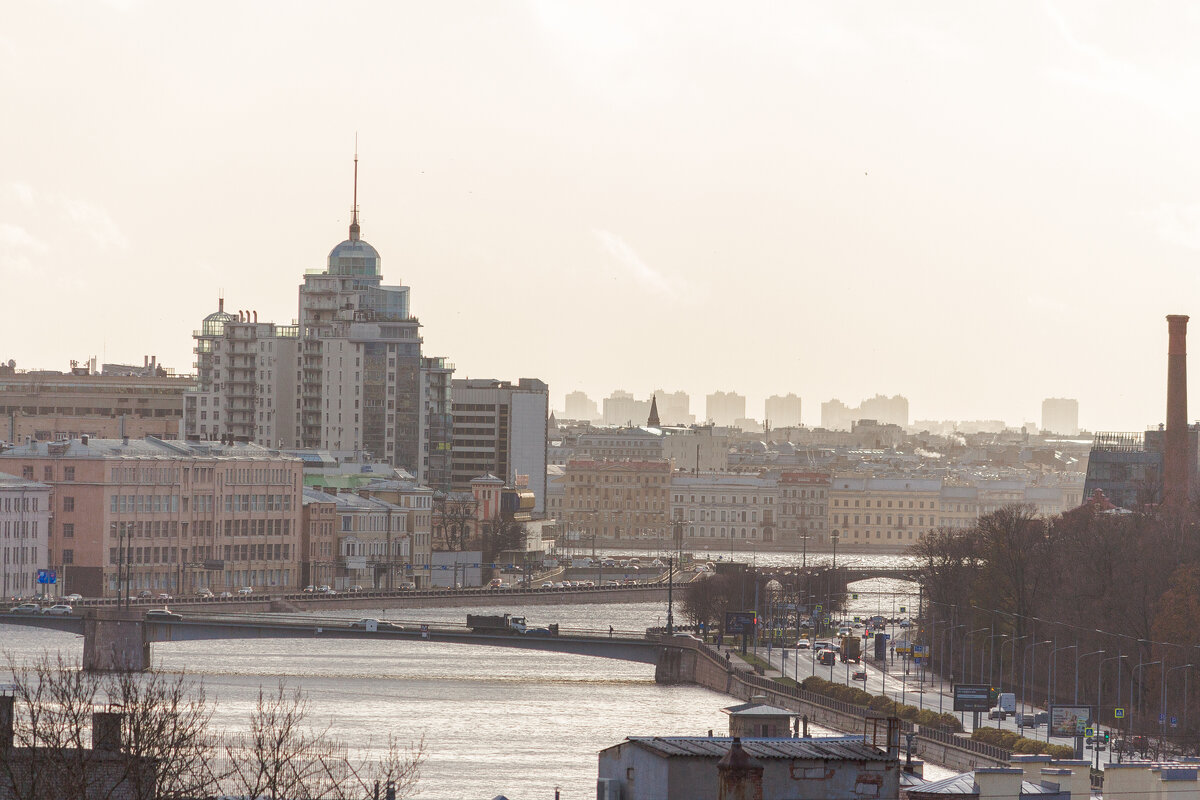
[{"xmin": 4, "ymin": 1, "xmax": 1200, "ymax": 431}]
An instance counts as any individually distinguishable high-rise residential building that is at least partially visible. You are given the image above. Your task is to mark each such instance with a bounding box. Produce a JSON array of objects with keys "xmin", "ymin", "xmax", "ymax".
[
  {"xmin": 450, "ymin": 378, "xmax": 549, "ymax": 512},
  {"xmin": 0, "ymin": 361, "xmax": 193, "ymax": 444},
  {"xmin": 602, "ymin": 390, "xmax": 649, "ymax": 427},
  {"xmin": 821, "ymin": 395, "xmax": 909, "ymax": 430},
  {"xmin": 0, "ymin": 437, "xmax": 303, "ymax": 598},
  {"xmin": 765, "ymin": 393, "xmax": 803, "ymax": 429},
  {"xmin": 564, "ymin": 391, "xmax": 600, "ymax": 422},
  {"xmin": 1041, "ymin": 398, "xmax": 1080, "ymax": 436},
  {"xmin": 0, "ymin": 472, "xmax": 51, "ymax": 599},
  {"xmin": 651, "ymin": 390, "xmax": 694, "ymax": 425},
  {"xmin": 184, "ymin": 161, "xmax": 453, "ymax": 485},
  {"xmin": 705, "ymin": 391, "xmax": 746, "ymax": 427}
]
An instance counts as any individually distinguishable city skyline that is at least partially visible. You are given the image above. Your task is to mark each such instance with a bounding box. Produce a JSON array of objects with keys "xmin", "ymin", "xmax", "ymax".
[{"xmin": 5, "ymin": 3, "xmax": 1200, "ymax": 432}]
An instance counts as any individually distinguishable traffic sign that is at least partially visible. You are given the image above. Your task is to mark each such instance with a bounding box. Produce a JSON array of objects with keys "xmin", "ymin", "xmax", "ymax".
[
  {"xmin": 1172, "ymin": 717, "xmax": 1178, "ymax": 728},
  {"xmin": 852, "ymin": 593, "xmax": 859, "ymax": 600},
  {"xmin": 36, "ymin": 569, "xmax": 56, "ymax": 585},
  {"xmin": 899, "ymin": 606, "xmax": 907, "ymax": 613},
  {"xmin": 1114, "ymin": 707, "xmax": 1125, "ymax": 719},
  {"xmin": 1160, "ymin": 713, "xmax": 1166, "ymax": 723},
  {"xmin": 1085, "ymin": 727, "xmax": 1094, "ymax": 737}
]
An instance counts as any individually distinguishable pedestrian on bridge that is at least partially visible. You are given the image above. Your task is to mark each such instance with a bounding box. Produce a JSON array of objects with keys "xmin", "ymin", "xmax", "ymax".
[{"xmin": 609, "ymin": 625, "xmax": 613, "ymax": 638}]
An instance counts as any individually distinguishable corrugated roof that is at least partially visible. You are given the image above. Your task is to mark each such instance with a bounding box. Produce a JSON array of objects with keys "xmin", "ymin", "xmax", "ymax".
[
  {"xmin": 624, "ymin": 736, "xmax": 892, "ymax": 761},
  {"xmin": 905, "ymin": 773, "xmax": 1063, "ymax": 796},
  {"xmin": 721, "ymin": 702, "xmax": 797, "ymax": 717}
]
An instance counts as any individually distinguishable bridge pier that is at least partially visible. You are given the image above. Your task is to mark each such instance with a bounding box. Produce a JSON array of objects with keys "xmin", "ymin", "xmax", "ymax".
[
  {"xmin": 82, "ymin": 614, "xmax": 149, "ymax": 672},
  {"xmin": 655, "ymin": 646, "xmax": 697, "ymax": 685}
]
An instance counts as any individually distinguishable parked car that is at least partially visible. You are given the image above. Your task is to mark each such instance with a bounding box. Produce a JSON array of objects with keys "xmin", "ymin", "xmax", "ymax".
[
  {"xmin": 237, "ymin": 586, "xmax": 253, "ymax": 595},
  {"xmin": 145, "ymin": 609, "xmax": 183, "ymax": 622},
  {"xmin": 9, "ymin": 603, "xmax": 40, "ymax": 614},
  {"xmin": 41, "ymin": 604, "xmax": 73, "ymax": 615},
  {"xmin": 63, "ymin": 593, "xmax": 83, "ymax": 603}
]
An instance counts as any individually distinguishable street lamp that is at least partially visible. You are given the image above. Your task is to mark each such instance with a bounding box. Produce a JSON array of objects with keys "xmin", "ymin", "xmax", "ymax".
[
  {"xmin": 1022, "ymin": 640, "xmax": 1052, "ymax": 730},
  {"xmin": 831, "ymin": 531, "xmax": 839, "ymax": 570},
  {"xmin": 939, "ymin": 624, "xmax": 965, "ymax": 715},
  {"xmin": 1168, "ymin": 664, "xmax": 1193, "ymax": 734},
  {"xmin": 999, "ymin": 635, "xmax": 1028, "ymax": 695},
  {"xmin": 1077, "ymin": 649, "xmax": 1105, "ymax": 705},
  {"xmin": 964, "ymin": 628, "xmax": 989, "ymax": 685},
  {"xmin": 1048, "ymin": 644, "xmax": 1077, "ymax": 740},
  {"xmin": 1132, "ymin": 660, "xmax": 1162, "ymax": 730}
]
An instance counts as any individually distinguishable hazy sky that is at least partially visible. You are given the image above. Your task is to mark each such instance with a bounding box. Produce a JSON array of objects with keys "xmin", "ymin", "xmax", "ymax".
[{"xmin": 4, "ymin": 2, "xmax": 1200, "ymax": 431}]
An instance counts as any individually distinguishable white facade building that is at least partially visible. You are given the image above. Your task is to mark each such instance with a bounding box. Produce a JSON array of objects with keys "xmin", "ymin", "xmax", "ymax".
[
  {"xmin": 0, "ymin": 473, "xmax": 53, "ymax": 598},
  {"xmin": 669, "ymin": 473, "xmax": 779, "ymax": 545}
]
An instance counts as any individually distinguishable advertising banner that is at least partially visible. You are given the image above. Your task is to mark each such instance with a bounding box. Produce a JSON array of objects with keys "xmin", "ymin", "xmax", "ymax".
[
  {"xmin": 953, "ymin": 684, "xmax": 992, "ymax": 712},
  {"xmin": 1049, "ymin": 705, "xmax": 1093, "ymax": 738},
  {"xmin": 725, "ymin": 611, "xmax": 756, "ymax": 635}
]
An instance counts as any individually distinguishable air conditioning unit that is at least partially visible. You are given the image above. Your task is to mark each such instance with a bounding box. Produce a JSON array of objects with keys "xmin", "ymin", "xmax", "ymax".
[{"xmin": 596, "ymin": 778, "xmax": 621, "ymax": 800}]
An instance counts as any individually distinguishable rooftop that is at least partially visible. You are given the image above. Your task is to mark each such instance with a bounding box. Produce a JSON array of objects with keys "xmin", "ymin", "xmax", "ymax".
[{"xmin": 614, "ymin": 736, "xmax": 893, "ymax": 761}]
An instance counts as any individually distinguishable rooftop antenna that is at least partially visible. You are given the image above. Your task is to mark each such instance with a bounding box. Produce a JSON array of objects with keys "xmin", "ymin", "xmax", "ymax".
[{"xmin": 349, "ymin": 135, "xmax": 360, "ymax": 241}]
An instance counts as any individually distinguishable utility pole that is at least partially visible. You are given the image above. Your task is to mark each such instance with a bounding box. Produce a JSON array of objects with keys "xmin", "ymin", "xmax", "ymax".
[{"xmin": 666, "ymin": 557, "xmax": 674, "ymax": 635}]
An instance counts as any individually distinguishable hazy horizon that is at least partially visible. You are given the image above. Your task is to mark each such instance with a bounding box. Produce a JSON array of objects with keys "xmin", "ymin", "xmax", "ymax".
[{"xmin": 5, "ymin": 2, "xmax": 1200, "ymax": 432}]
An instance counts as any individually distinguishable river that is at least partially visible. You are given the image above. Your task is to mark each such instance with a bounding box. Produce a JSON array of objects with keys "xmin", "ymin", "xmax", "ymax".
[{"xmin": 0, "ymin": 555, "xmax": 950, "ymax": 798}]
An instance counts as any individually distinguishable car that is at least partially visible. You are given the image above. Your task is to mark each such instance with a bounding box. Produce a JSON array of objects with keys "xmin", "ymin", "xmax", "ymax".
[
  {"xmin": 814, "ymin": 641, "xmax": 833, "ymax": 651},
  {"xmin": 41, "ymin": 604, "xmax": 73, "ymax": 615},
  {"xmin": 218, "ymin": 591, "xmax": 233, "ymax": 599},
  {"xmin": 852, "ymin": 622, "xmax": 864, "ymax": 629},
  {"xmin": 237, "ymin": 586, "xmax": 253, "ymax": 595},
  {"xmin": 541, "ymin": 582, "xmax": 553, "ymax": 589},
  {"xmin": 317, "ymin": 585, "xmax": 333, "ymax": 594},
  {"xmin": 488, "ymin": 578, "xmax": 505, "ymax": 589},
  {"xmin": 799, "ymin": 620, "xmax": 814, "ymax": 629},
  {"xmin": 9, "ymin": 602, "xmax": 41, "ymax": 613},
  {"xmin": 63, "ymin": 593, "xmax": 83, "ymax": 603},
  {"xmin": 137, "ymin": 590, "xmax": 152, "ymax": 599},
  {"xmin": 145, "ymin": 609, "xmax": 183, "ymax": 622},
  {"xmin": 195, "ymin": 588, "xmax": 214, "ymax": 598},
  {"xmin": 157, "ymin": 593, "xmax": 172, "ymax": 601},
  {"xmin": 838, "ymin": 628, "xmax": 851, "ymax": 637},
  {"xmin": 795, "ymin": 640, "xmax": 812, "ymax": 649},
  {"xmin": 398, "ymin": 581, "xmax": 417, "ymax": 590},
  {"xmin": 852, "ymin": 669, "xmax": 867, "ymax": 682},
  {"xmin": 899, "ymin": 619, "xmax": 913, "ymax": 628},
  {"xmin": 350, "ymin": 618, "xmax": 404, "ymax": 631},
  {"xmin": 303, "ymin": 585, "xmax": 315, "ymax": 593},
  {"xmin": 348, "ymin": 585, "xmax": 364, "ymax": 593},
  {"xmin": 988, "ymin": 707, "xmax": 1008, "ymax": 721}
]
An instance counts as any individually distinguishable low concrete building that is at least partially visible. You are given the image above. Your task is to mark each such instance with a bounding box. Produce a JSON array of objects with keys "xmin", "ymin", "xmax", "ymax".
[
  {"xmin": 721, "ymin": 699, "xmax": 797, "ymax": 738},
  {"xmin": 597, "ymin": 735, "xmax": 899, "ymax": 800}
]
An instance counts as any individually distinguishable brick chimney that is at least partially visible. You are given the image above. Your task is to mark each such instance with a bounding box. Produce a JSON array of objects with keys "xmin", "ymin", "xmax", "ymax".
[
  {"xmin": 718, "ymin": 737, "xmax": 763, "ymax": 800},
  {"xmin": 1165, "ymin": 315, "xmax": 1190, "ymax": 509}
]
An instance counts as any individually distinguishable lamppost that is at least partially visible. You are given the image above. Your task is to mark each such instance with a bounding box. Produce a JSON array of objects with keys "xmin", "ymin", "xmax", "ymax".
[
  {"xmin": 1101, "ymin": 653, "xmax": 1127, "ymax": 726},
  {"xmin": 831, "ymin": 531, "xmax": 839, "ymax": 570},
  {"xmin": 999, "ymin": 635, "xmax": 1028, "ymax": 694},
  {"xmin": 1049, "ymin": 644, "xmax": 1077, "ymax": 740},
  {"xmin": 1169, "ymin": 664, "xmax": 1193, "ymax": 734},
  {"xmin": 964, "ymin": 628, "xmax": 989, "ymax": 685},
  {"xmin": 939, "ymin": 624, "xmax": 964, "ymax": 715},
  {"xmin": 1076, "ymin": 649, "xmax": 1104, "ymax": 706},
  {"xmin": 1022, "ymin": 640, "xmax": 1052, "ymax": 730},
  {"xmin": 1132, "ymin": 660, "xmax": 1162, "ymax": 731}
]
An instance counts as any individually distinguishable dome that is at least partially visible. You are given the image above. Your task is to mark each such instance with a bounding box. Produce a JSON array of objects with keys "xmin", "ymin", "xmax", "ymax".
[
  {"xmin": 328, "ymin": 237, "xmax": 380, "ymax": 277},
  {"xmin": 200, "ymin": 299, "xmax": 237, "ymax": 337}
]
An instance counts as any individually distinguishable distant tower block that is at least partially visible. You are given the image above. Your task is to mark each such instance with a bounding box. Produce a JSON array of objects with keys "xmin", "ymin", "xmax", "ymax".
[{"xmin": 1164, "ymin": 314, "xmax": 1190, "ymax": 509}]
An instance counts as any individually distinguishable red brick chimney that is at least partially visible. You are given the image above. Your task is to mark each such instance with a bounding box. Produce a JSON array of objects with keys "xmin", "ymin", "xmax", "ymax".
[{"xmin": 1165, "ymin": 314, "xmax": 1190, "ymax": 509}]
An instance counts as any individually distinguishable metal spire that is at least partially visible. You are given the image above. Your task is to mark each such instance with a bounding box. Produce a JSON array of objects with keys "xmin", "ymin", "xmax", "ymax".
[{"xmin": 349, "ymin": 135, "xmax": 360, "ymax": 241}]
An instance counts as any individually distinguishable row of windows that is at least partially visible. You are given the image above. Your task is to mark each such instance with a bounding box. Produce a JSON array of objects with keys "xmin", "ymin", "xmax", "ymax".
[
  {"xmin": 832, "ymin": 497, "xmax": 937, "ymax": 510},
  {"xmin": 1, "ymin": 521, "xmax": 37, "ymax": 539},
  {"xmin": 0, "ymin": 496, "xmax": 39, "ymax": 513}
]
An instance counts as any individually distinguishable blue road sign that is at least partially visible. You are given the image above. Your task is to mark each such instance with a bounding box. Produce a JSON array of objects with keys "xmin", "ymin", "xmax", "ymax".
[
  {"xmin": 1114, "ymin": 708, "xmax": 1125, "ymax": 719},
  {"xmin": 1172, "ymin": 717, "xmax": 1178, "ymax": 728},
  {"xmin": 36, "ymin": 569, "xmax": 56, "ymax": 584},
  {"xmin": 1160, "ymin": 713, "xmax": 1166, "ymax": 723}
]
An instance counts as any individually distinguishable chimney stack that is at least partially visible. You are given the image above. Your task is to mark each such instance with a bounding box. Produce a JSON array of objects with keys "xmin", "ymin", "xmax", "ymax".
[{"xmin": 1165, "ymin": 314, "xmax": 1190, "ymax": 509}]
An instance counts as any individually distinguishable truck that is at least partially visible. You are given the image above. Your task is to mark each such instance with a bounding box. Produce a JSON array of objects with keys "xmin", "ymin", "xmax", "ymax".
[
  {"xmin": 839, "ymin": 635, "xmax": 862, "ymax": 663},
  {"xmin": 466, "ymin": 614, "xmax": 528, "ymax": 634}
]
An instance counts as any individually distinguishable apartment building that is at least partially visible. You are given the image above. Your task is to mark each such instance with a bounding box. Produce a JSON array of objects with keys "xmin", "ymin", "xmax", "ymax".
[
  {"xmin": 356, "ymin": 478, "xmax": 434, "ymax": 587},
  {"xmin": 450, "ymin": 378, "xmax": 549, "ymax": 512},
  {"xmin": 300, "ymin": 488, "xmax": 413, "ymax": 590},
  {"xmin": 0, "ymin": 437, "xmax": 303, "ymax": 597},
  {"xmin": 0, "ymin": 472, "xmax": 51, "ymax": 598},
  {"xmin": 764, "ymin": 393, "xmax": 802, "ymax": 428},
  {"xmin": 564, "ymin": 460, "xmax": 670, "ymax": 544},
  {"xmin": 575, "ymin": 427, "xmax": 664, "ymax": 462},
  {"xmin": 669, "ymin": 473, "xmax": 777, "ymax": 545},
  {"xmin": 300, "ymin": 490, "xmax": 337, "ymax": 588},
  {"xmin": 705, "ymin": 391, "xmax": 746, "ymax": 427},
  {"xmin": 777, "ymin": 472, "xmax": 829, "ymax": 547},
  {"xmin": 828, "ymin": 477, "xmax": 942, "ymax": 547}
]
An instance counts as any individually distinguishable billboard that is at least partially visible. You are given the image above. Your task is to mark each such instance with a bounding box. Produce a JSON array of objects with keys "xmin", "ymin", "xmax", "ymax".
[
  {"xmin": 953, "ymin": 684, "xmax": 992, "ymax": 712},
  {"xmin": 725, "ymin": 611, "xmax": 757, "ymax": 635},
  {"xmin": 1049, "ymin": 705, "xmax": 1093, "ymax": 738},
  {"xmin": 36, "ymin": 569, "xmax": 57, "ymax": 585}
]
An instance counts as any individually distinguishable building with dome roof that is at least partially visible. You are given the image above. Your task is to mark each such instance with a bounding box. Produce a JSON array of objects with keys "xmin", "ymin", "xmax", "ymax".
[{"xmin": 184, "ymin": 158, "xmax": 455, "ymax": 485}]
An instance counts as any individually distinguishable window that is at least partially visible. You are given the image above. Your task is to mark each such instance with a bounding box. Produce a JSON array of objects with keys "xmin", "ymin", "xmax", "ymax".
[
  {"xmin": 43, "ymin": 467, "xmax": 52, "ymax": 481},
  {"xmin": 62, "ymin": 549, "xmax": 73, "ymax": 564},
  {"xmin": 64, "ymin": 467, "xmax": 75, "ymax": 481},
  {"xmin": 63, "ymin": 497, "xmax": 74, "ymax": 512},
  {"xmin": 22, "ymin": 467, "xmax": 33, "ymax": 479},
  {"xmin": 62, "ymin": 523, "xmax": 74, "ymax": 538}
]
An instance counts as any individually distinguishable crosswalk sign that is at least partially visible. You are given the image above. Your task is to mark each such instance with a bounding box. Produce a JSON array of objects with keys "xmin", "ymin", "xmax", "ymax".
[
  {"xmin": 1114, "ymin": 708, "xmax": 1125, "ymax": 719},
  {"xmin": 852, "ymin": 593, "xmax": 859, "ymax": 600}
]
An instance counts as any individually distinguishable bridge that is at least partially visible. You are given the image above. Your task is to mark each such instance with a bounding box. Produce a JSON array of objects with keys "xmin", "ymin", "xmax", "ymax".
[
  {"xmin": 0, "ymin": 610, "xmax": 673, "ymax": 673},
  {"xmin": 840, "ymin": 566, "xmax": 921, "ymax": 583}
]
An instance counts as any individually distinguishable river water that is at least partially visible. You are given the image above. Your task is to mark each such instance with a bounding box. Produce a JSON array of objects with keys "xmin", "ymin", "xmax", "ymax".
[{"xmin": 0, "ymin": 554, "xmax": 948, "ymax": 798}]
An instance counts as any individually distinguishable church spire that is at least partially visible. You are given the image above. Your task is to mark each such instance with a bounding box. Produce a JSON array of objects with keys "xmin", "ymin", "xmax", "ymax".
[
  {"xmin": 647, "ymin": 394, "xmax": 661, "ymax": 427},
  {"xmin": 348, "ymin": 139, "xmax": 361, "ymax": 242}
]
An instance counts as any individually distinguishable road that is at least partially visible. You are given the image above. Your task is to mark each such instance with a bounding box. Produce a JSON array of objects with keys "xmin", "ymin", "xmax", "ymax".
[{"xmin": 752, "ymin": 632, "xmax": 1112, "ymax": 764}]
